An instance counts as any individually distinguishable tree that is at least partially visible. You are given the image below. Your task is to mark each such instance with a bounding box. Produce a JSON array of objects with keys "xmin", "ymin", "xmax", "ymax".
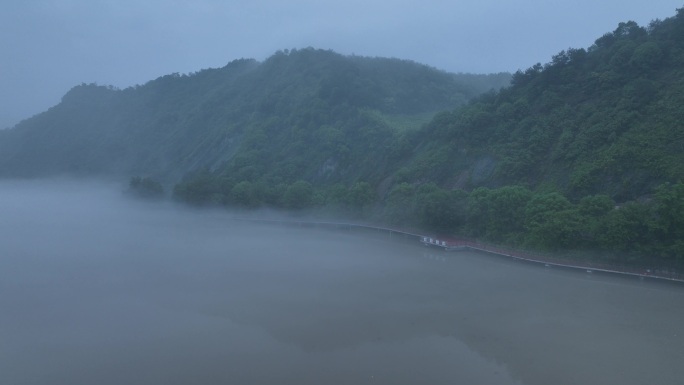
[
  {"xmin": 652, "ymin": 182, "xmax": 684, "ymax": 261},
  {"xmin": 172, "ymin": 169, "xmax": 218, "ymax": 205},
  {"xmin": 416, "ymin": 184, "xmax": 463, "ymax": 232},
  {"xmin": 384, "ymin": 183, "xmax": 417, "ymax": 225},
  {"xmin": 524, "ymin": 192, "xmax": 581, "ymax": 249},
  {"xmin": 465, "ymin": 187, "xmax": 492, "ymax": 238},
  {"xmin": 485, "ymin": 186, "xmax": 533, "ymax": 243},
  {"xmin": 597, "ymin": 202, "xmax": 653, "ymax": 257},
  {"xmin": 348, "ymin": 181, "xmax": 375, "ymax": 211},
  {"xmin": 231, "ymin": 181, "xmax": 259, "ymax": 208},
  {"xmin": 283, "ymin": 180, "xmax": 314, "ymax": 210},
  {"xmin": 576, "ymin": 194, "xmax": 615, "ymax": 247}
]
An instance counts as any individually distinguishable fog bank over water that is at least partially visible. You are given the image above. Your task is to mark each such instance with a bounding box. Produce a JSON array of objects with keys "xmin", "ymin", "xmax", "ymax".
[{"xmin": 1, "ymin": 180, "xmax": 683, "ymax": 385}]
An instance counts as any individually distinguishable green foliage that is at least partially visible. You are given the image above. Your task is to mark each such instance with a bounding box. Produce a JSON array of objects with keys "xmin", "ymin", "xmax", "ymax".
[
  {"xmin": 172, "ymin": 169, "xmax": 225, "ymax": 206},
  {"xmin": 524, "ymin": 192, "xmax": 581, "ymax": 250},
  {"xmin": 651, "ymin": 182, "xmax": 684, "ymax": 262},
  {"xmin": 402, "ymin": 11, "xmax": 684, "ymax": 201},
  {"xmin": 5, "ymin": 11, "xmax": 684, "ymax": 271},
  {"xmin": 0, "ymin": 49, "xmax": 508, "ymax": 180},
  {"xmin": 163, "ymin": 13, "xmax": 684, "ymax": 270},
  {"xmin": 348, "ymin": 182, "xmax": 375, "ymax": 210},
  {"xmin": 379, "ymin": 182, "xmax": 466, "ymax": 232},
  {"xmin": 467, "ymin": 185, "xmax": 533, "ymax": 243},
  {"xmin": 578, "ymin": 194, "xmax": 614, "ymax": 217},
  {"xmin": 415, "ymin": 184, "xmax": 465, "ymax": 232},
  {"xmin": 383, "ymin": 183, "xmax": 417, "ymax": 225},
  {"xmin": 283, "ymin": 180, "xmax": 314, "ymax": 210},
  {"xmin": 596, "ymin": 202, "xmax": 653, "ymax": 257},
  {"xmin": 231, "ymin": 181, "xmax": 259, "ymax": 208}
]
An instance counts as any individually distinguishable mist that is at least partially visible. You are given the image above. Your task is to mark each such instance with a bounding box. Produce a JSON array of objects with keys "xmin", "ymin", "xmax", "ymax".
[
  {"xmin": 2, "ymin": 180, "xmax": 683, "ymax": 384},
  {"xmin": 3, "ymin": 1, "xmax": 683, "ymax": 129}
]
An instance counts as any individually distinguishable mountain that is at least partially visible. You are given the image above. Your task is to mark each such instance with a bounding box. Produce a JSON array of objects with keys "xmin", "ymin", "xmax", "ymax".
[
  {"xmin": 375, "ymin": 10, "xmax": 684, "ymax": 265},
  {"xmin": 399, "ymin": 14, "xmax": 684, "ymax": 202},
  {"xmin": 0, "ymin": 48, "xmax": 510, "ymax": 182},
  {"xmin": 3, "ymin": 10, "xmax": 684, "ymax": 268}
]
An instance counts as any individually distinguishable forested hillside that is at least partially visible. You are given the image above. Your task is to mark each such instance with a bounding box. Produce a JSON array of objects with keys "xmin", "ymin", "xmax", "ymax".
[
  {"xmin": 402, "ymin": 15, "xmax": 684, "ymax": 201},
  {"xmin": 2, "ymin": 8, "xmax": 684, "ymax": 270},
  {"xmin": 379, "ymin": 10, "xmax": 684, "ymax": 267},
  {"xmin": 0, "ymin": 48, "xmax": 509, "ymax": 181},
  {"xmin": 174, "ymin": 11, "xmax": 684, "ymax": 269}
]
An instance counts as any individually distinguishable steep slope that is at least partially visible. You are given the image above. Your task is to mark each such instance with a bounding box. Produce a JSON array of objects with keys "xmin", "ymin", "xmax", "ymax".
[
  {"xmin": 0, "ymin": 48, "xmax": 510, "ymax": 182},
  {"xmin": 399, "ymin": 12, "xmax": 684, "ymax": 202}
]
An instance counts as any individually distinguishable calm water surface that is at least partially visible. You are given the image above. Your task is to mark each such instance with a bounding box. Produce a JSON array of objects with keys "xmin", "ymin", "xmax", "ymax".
[{"xmin": 1, "ymin": 181, "xmax": 683, "ymax": 385}]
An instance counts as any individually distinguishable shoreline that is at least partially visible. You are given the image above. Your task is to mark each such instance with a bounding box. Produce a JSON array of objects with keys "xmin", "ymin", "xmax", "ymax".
[{"xmin": 235, "ymin": 216, "xmax": 684, "ymax": 285}]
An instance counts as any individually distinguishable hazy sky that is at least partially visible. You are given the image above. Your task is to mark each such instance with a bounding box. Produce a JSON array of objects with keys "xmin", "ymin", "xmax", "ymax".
[{"xmin": 1, "ymin": 1, "xmax": 681, "ymax": 129}]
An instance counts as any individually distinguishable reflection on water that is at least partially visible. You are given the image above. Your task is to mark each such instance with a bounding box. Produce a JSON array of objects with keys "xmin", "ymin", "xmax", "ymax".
[{"xmin": 1, "ymin": 181, "xmax": 683, "ymax": 385}]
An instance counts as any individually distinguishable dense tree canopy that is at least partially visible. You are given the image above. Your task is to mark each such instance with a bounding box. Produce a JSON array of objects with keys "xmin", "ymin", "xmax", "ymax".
[
  {"xmin": 0, "ymin": 48, "xmax": 509, "ymax": 182},
  {"xmin": 400, "ymin": 11, "xmax": 684, "ymax": 203},
  {"xmin": 2, "ymin": 10, "xmax": 684, "ymax": 271}
]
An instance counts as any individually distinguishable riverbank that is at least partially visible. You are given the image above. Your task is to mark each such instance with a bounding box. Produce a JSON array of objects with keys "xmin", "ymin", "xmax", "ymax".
[{"xmin": 234, "ymin": 217, "xmax": 684, "ymax": 285}]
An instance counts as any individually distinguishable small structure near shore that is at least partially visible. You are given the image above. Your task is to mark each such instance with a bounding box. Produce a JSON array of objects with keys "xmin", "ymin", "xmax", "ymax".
[{"xmin": 420, "ymin": 236, "xmax": 467, "ymax": 251}]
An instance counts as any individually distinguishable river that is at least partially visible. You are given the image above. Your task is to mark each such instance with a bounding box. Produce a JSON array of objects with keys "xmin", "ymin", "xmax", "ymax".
[{"xmin": 1, "ymin": 180, "xmax": 683, "ymax": 385}]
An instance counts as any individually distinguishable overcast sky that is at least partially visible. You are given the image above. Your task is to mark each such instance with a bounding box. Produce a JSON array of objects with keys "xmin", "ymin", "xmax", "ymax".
[{"xmin": 1, "ymin": 1, "xmax": 681, "ymax": 129}]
